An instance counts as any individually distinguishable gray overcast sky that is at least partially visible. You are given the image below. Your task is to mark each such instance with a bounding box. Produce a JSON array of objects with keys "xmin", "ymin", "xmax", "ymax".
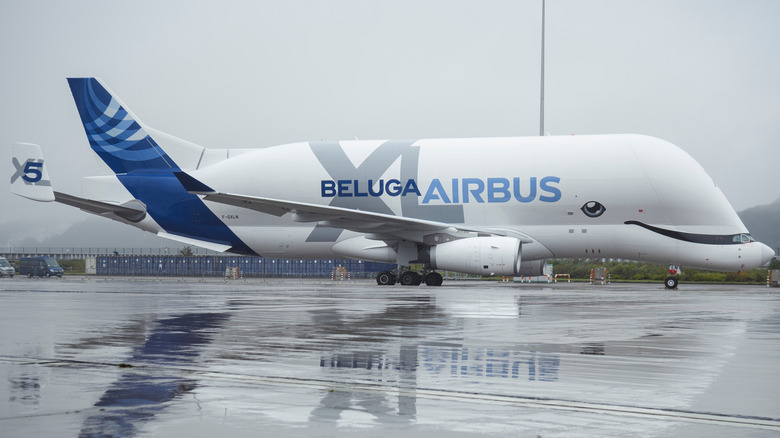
[{"xmin": 2, "ymin": 0, "xmax": 779, "ymax": 246}]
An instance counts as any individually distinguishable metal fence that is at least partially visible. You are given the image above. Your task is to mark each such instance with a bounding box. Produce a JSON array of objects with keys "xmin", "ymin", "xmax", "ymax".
[
  {"xmin": 94, "ymin": 255, "xmax": 395, "ymax": 278},
  {"xmin": 1, "ymin": 247, "xmax": 216, "ymax": 260}
]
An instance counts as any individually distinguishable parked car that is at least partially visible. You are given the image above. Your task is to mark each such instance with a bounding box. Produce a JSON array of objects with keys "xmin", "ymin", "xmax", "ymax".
[
  {"xmin": 19, "ymin": 257, "xmax": 63, "ymax": 278},
  {"xmin": 0, "ymin": 257, "xmax": 14, "ymax": 277}
]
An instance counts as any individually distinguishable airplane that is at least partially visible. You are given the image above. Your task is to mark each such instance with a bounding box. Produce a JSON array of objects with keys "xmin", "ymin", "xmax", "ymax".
[{"xmin": 11, "ymin": 77, "xmax": 775, "ymax": 287}]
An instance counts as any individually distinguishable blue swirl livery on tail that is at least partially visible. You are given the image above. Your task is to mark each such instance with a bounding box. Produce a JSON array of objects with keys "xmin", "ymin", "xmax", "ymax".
[
  {"xmin": 67, "ymin": 78, "xmax": 178, "ymax": 173},
  {"xmin": 64, "ymin": 77, "xmax": 254, "ymax": 255}
]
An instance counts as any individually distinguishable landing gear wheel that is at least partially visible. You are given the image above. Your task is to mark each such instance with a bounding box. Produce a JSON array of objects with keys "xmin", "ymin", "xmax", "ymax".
[
  {"xmin": 424, "ymin": 272, "xmax": 443, "ymax": 286},
  {"xmin": 664, "ymin": 277, "xmax": 678, "ymax": 289},
  {"xmin": 376, "ymin": 271, "xmax": 396, "ymax": 286},
  {"xmin": 400, "ymin": 271, "xmax": 422, "ymax": 286}
]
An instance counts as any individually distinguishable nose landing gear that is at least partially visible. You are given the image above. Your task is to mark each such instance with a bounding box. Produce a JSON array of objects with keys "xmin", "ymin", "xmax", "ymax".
[{"xmin": 664, "ymin": 265, "xmax": 680, "ymax": 289}]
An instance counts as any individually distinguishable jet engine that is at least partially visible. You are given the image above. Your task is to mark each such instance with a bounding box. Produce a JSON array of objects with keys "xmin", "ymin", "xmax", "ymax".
[{"xmin": 430, "ymin": 236, "xmax": 521, "ymax": 276}]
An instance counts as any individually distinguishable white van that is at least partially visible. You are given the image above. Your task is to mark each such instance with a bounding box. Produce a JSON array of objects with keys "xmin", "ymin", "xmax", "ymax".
[{"xmin": 0, "ymin": 257, "xmax": 15, "ymax": 277}]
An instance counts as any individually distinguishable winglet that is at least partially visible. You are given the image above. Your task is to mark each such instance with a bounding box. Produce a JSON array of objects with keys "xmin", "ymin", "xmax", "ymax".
[
  {"xmin": 11, "ymin": 143, "xmax": 55, "ymax": 201},
  {"xmin": 174, "ymin": 171, "xmax": 215, "ymax": 194}
]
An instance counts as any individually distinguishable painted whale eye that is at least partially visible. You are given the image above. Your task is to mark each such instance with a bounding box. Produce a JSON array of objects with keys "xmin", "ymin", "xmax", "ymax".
[{"xmin": 581, "ymin": 201, "xmax": 606, "ymax": 218}]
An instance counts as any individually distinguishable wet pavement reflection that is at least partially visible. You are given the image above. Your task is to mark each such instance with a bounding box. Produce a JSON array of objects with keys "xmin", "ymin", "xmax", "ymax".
[
  {"xmin": 80, "ymin": 313, "xmax": 229, "ymax": 437},
  {"xmin": 1, "ymin": 278, "xmax": 780, "ymax": 436}
]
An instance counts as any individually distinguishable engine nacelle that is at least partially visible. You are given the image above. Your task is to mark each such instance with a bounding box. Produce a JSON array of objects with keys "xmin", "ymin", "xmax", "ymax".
[{"xmin": 430, "ymin": 236, "xmax": 521, "ymax": 276}]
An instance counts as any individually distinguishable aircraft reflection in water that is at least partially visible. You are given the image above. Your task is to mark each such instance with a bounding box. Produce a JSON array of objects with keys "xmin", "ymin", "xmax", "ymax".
[
  {"xmin": 7, "ymin": 367, "xmax": 41, "ymax": 406},
  {"xmin": 78, "ymin": 313, "xmax": 229, "ymax": 438},
  {"xmin": 310, "ymin": 293, "xmax": 560, "ymax": 425},
  {"xmin": 426, "ymin": 347, "xmax": 559, "ymax": 381},
  {"xmin": 315, "ymin": 347, "xmax": 560, "ymax": 424},
  {"xmin": 320, "ymin": 347, "xmax": 560, "ymax": 382},
  {"xmin": 314, "ymin": 346, "xmax": 420, "ymax": 423}
]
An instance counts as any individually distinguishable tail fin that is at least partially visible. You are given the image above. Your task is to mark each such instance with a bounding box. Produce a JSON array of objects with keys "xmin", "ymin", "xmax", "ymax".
[
  {"xmin": 67, "ymin": 78, "xmax": 182, "ymax": 174},
  {"xmin": 11, "ymin": 143, "xmax": 55, "ymax": 201}
]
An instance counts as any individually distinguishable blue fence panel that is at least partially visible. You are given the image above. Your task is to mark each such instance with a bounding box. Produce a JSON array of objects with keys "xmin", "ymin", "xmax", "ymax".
[
  {"xmin": 93, "ymin": 255, "xmax": 397, "ymax": 277},
  {"xmin": 280, "ymin": 259, "xmax": 293, "ymax": 277},
  {"xmin": 174, "ymin": 256, "xmax": 188, "ymax": 276},
  {"xmin": 251, "ymin": 257, "xmax": 264, "ymax": 277},
  {"xmin": 190, "ymin": 257, "xmax": 204, "ymax": 276},
  {"xmin": 267, "ymin": 259, "xmax": 278, "ymax": 277}
]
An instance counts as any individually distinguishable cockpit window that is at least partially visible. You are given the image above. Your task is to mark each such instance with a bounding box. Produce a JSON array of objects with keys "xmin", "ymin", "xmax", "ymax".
[{"xmin": 734, "ymin": 234, "xmax": 755, "ymax": 243}]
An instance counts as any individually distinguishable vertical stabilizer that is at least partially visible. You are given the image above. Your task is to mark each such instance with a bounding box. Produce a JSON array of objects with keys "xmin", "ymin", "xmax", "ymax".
[{"xmin": 67, "ymin": 78, "xmax": 201, "ymax": 174}]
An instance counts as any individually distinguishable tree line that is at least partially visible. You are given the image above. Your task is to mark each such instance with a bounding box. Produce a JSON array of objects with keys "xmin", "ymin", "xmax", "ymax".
[{"xmin": 550, "ymin": 259, "xmax": 780, "ymax": 283}]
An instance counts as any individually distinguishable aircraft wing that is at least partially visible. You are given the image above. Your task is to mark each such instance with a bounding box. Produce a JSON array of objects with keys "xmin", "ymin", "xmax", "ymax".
[
  {"xmin": 174, "ymin": 172, "xmax": 533, "ymax": 244},
  {"xmin": 201, "ymin": 191, "xmax": 463, "ymax": 242}
]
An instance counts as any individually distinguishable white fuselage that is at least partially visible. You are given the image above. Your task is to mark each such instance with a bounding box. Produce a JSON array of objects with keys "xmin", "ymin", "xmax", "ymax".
[{"xmin": 158, "ymin": 134, "xmax": 770, "ymax": 271}]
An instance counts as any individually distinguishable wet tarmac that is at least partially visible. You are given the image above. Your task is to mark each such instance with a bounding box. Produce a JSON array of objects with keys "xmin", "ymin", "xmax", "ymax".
[{"xmin": 1, "ymin": 277, "xmax": 779, "ymax": 437}]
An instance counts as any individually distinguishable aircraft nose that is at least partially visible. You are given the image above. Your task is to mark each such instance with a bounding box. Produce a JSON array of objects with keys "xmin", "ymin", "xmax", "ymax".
[{"xmin": 760, "ymin": 243, "xmax": 776, "ymax": 265}]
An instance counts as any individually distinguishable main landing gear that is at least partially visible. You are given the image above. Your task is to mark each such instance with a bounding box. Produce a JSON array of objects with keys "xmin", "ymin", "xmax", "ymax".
[
  {"xmin": 376, "ymin": 268, "xmax": 443, "ymax": 286},
  {"xmin": 664, "ymin": 265, "xmax": 680, "ymax": 289},
  {"xmin": 376, "ymin": 271, "xmax": 396, "ymax": 286}
]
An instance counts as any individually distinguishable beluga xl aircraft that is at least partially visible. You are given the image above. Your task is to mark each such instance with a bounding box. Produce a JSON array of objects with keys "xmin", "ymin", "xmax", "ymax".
[{"xmin": 11, "ymin": 78, "xmax": 775, "ymax": 287}]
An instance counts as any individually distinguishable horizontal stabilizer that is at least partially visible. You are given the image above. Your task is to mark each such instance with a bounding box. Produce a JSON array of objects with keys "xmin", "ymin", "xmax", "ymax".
[{"xmin": 53, "ymin": 192, "xmax": 147, "ymax": 222}]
